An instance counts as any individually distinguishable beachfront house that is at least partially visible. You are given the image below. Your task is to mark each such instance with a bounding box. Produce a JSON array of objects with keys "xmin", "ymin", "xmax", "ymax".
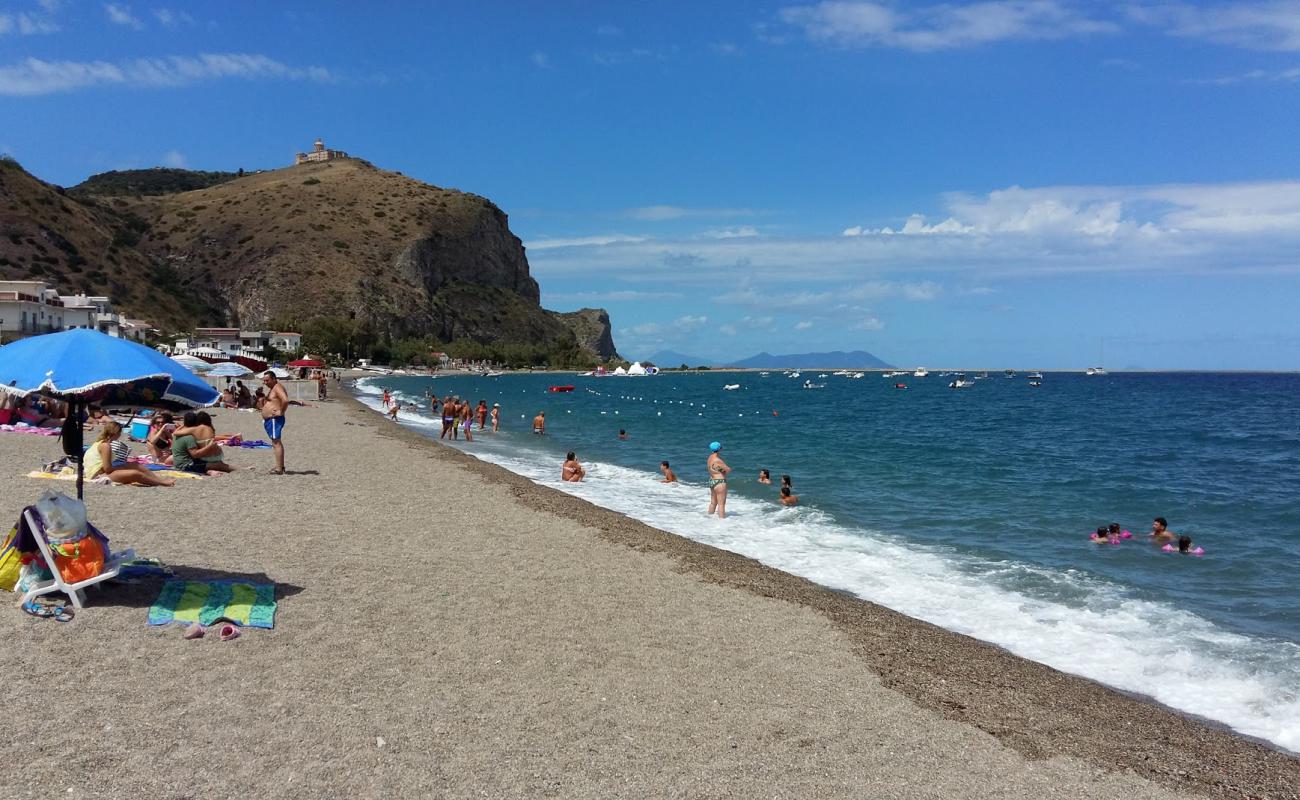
[
  {"xmin": 174, "ymin": 328, "xmax": 279, "ymax": 360},
  {"xmin": 0, "ymin": 280, "xmax": 144, "ymax": 341},
  {"xmin": 269, "ymin": 332, "xmax": 302, "ymax": 353}
]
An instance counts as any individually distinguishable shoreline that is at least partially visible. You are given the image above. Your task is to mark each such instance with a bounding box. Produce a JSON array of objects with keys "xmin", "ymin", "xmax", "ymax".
[{"xmin": 353, "ymin": 390, "xmax": 1300, "ymax": 798}]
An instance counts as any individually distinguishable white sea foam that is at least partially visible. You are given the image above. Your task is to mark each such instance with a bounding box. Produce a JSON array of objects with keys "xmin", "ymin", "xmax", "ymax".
[{"xmin": 356, "ymin": 382, "xmax": 1300, "ymax": 752}]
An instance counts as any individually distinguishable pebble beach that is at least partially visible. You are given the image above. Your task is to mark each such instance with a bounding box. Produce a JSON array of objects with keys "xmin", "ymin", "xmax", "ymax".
[{"xmin": 0, "ymin": 387, "xmax": 1296, "ymax": 799}]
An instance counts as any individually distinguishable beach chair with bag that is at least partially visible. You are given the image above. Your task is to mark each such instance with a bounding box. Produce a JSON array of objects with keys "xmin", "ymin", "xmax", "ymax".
[{"xmin": 2, "ymin": 490, "xmax": 122, "ymax": 610}]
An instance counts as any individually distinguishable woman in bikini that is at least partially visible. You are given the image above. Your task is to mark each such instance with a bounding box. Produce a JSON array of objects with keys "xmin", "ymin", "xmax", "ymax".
[
  {"xmin": 706, "ymin": 441, "xmax": 730, "ymax": 519},
  {"xmin": 84, "ymin": 422, "xmax": 175, "ymax": 487}
]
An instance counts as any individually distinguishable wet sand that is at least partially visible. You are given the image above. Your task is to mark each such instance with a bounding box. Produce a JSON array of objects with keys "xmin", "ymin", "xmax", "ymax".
[{"xmin": 0, "ymin": 389, "xmax": 1294, "ymax": 799}]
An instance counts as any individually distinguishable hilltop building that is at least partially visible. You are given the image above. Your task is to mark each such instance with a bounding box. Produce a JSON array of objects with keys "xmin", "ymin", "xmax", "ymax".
[
  {"xmin": 294, "ymin": 138, "xmax": 349, "ymax": 165},
  {"xmin": 0, "ymin": 280, "xmax": 147, "ymax": 341}
]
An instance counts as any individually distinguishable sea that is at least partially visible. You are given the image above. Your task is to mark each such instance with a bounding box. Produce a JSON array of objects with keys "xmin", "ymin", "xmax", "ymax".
[{"xmin": 353, "ymin": 370, "xmax": 1300, "ymax": 753}]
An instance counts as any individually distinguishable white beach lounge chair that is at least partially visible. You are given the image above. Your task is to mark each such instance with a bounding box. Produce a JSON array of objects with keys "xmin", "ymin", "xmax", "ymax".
[{"xmin": 17, "ymin": 508, "xmax": 123, "ymax": 610}]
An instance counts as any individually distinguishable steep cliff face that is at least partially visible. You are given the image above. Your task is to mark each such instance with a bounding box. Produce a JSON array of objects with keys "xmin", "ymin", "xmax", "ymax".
[
  {"xmin": 13, "ymin": 158, "xmax": 619, "ymax": 360},
  {"xmin": 553, "ymin": 308, "xmax": 619, "ymax": 361},
  {"xmin": 394, "ymin": 202, "xmax": 540, "ymax": 305}
]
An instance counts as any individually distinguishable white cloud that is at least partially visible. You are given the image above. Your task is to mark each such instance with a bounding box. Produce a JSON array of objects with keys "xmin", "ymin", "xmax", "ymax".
[
  {"xmin": 779, "ymin": 0, "xmax": 1117, "ymax": 51},
  {"xmin": 1126, "ymin": 1, "xmax": 1300, "ymax": 51},
  {"xmin": 852, "ymin": 316, "xmax": 885, "ymax": 331},
  {"xmin": 623, "ymin": 315, "xmax": 709, "ymax": 337},
  {"xmin": 0, "ymin": 53, "xmax": 332, "ymax": 96},
  {"xmin": 104, "ymin": 3, "xmax": 143, "ymax": 29},
  {"xmin": 526, "ymin": 234, "xmax": 648, "ymax": 250},
  {"xmin": 530, "ymin": 50, "xmax": 551, "ymax": 68},
  {"xmin": 625, "ymin": 205, "xmax": 757, "ymax": 221},
  {"xmin": 703, "ymin": 226, "xmax": 759, "ymax": 239},
  {"xmin": 161, "ymin": 149, "xmax": 186, "ymax": 168},
  {"xmin": 794, "ymin": 320, "xmax": 814, "ymax": 330},
  {"xmin": 528, "ymin": 180, "xmax": 1300, "ymax": 291},
  {"xmin": 1189, "ymin": 65, "xmax": 1300, "ymax": 84},
  {"xmin": 547, "ymin": 289, "xmax": 683, "ymax": 302},
  {"xmin": 0, "ymin": 12, "xmax": 59, "ymax": 35},
  {"xmin": 153, "ymin": 8, "xmax": 196, "ymax": 28}
]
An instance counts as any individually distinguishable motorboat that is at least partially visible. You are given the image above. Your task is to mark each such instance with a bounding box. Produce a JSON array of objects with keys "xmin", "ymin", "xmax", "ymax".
[
  {"xmin": 850, "ymin": 372, "xmax": 865, "ymax": 379},
  {"xmin": 1029, "ymin": 380, "xmax": 1042, "ymax": 387},
  {"xmin": 803, "ymin": 380, "xmax": 825, "ymax": 389},
  {"xmin": 1005, "ymin": 369, "xmax": 1016, "ymax": 378},
  {"xmin": 913, "ymin": 368, "xmax": 929, "ymax": 377},
  {"xmin": 759, "ymin": 371, "xmax": 770, "ymax": 377},
  {"xmin": 722, "ymin": 384, "xmax": 740, "ymax": 391},
  {"xmin": 1086, "ymin": 367, "xmax": 1107, "ymax": 376},
  {"xmin": 948, "ymin": 373, "xmax": 974, "ymax": 388},
  {"xmin": 893, "ymin": 382, "xmax": 907, "ymax": 389},
  {"xmin": 1026, "ymin": 371, "xmax": 1043, "ymax": 380},
  {"xmin": 548, "ymin": 385, "xmax": 575, "ymax": 393},
  {"xmin": 486, "ymin": 371, "xmax": 505, "ymax": 377},
  {"xmin": 789, "ymin": 371, "xmax": 801, "ymax": 378}
]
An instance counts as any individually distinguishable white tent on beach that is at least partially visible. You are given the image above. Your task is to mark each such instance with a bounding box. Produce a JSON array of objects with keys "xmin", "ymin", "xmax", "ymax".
[
  {"xmin": 627, "ymin": 362, "xmax": 647, "ymax": 376},
  {"xmin": 612, "ymin": 365, "xmax": 628, "ymax": 376}
]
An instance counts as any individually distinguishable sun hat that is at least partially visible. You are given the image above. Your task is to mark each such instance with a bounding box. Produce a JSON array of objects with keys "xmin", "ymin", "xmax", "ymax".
[{"xmin": 709, "ymin": 441, "xmax": 721, "ymax": 451}]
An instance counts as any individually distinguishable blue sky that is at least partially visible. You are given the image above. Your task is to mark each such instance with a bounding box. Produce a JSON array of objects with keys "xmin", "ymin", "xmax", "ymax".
[{"xmin": 3, "ymin": 1, "xmax": 1300, "ymax": 368}]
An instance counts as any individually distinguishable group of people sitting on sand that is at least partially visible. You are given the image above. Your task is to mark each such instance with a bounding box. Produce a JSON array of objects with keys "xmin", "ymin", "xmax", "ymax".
[
  {"xmin": 1090, "ymin": 517, "xmax": 1203, "ymax": 554},
  {"xmin": 83, "ymin": 410, "xmax": 236, "ymax": 487},
  {"xmin": 218, "ymin": 379, "xmax": 262, "ymax": 409}
]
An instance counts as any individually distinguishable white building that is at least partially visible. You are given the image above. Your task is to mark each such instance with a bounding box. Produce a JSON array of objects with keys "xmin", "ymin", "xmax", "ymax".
[
  {"xmin": 0, "ymin": 281, "xmax": 144, "ymax": 341},
  {"xmin": 269, "ymin": 332, "xmax": 302, "ymax": 352},
  {"xmin": 174, "ymin": 327, "xmax": 277, "ymax": 360}
]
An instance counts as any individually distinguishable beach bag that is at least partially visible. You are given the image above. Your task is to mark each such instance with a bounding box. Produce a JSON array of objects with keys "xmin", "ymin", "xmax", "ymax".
[
  {"xmin": 34, "ymin": 491, "xmax": 106, "ymax": 584},
  {"xmin": 0, "ymin": 526, "xmax": 20, "ymax": 592}
]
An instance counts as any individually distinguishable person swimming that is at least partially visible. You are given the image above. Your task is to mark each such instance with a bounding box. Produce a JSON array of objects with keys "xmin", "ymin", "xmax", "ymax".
[
  {"xmin": 659, "ymin": 460, "xmax": 677, "ymax": 483},
  {"xmin": 758, "ymin": 469, "xmax": 771, "ymax": 484},
  {"xmin": 779, "ymin": 486, "xmax": 799, "ymax": 506},
  {"xmin": 1109, "ymin": 522, "xmax": 1132, "ymax": 539},
  {"xmin": 781, "ymin": 474, "xmax": 792, "ymax": 490},
  {"xmin": 1150, "ymin": 517, "xmax": 1176, "ymax": 542}
]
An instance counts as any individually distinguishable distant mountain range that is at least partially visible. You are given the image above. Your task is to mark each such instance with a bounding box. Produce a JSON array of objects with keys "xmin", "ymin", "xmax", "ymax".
[
  {"xmin": 728, "ymin": 350, "xmax": 893, "ymax": 369},
  {"xmin": 644, "ymin": 349, "xmax": 893, "ymax": 369}
]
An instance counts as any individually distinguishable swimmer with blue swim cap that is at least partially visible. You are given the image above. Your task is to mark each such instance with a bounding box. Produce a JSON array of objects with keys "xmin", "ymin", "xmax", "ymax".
[{"xmin": 706, "ymin": 440, "xmax": 730, "ymax": 519}]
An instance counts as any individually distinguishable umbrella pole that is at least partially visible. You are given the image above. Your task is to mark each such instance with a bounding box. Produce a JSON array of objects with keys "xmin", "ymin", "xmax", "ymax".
[{"xmin": 75, "ymin": 400, "xmax": 85, "ymax": 500}]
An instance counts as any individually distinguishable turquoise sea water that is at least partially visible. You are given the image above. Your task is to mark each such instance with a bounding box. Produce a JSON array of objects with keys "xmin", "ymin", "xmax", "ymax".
[{"xmin": 355, "ymin": 371, "xmax": 1300, "ymax": 752}]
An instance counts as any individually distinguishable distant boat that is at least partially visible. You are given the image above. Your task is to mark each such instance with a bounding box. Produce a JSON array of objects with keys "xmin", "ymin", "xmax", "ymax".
[
  {"xmin": 578, "ymin": 371, "xmax": 594, "ymax": 376},
  {"xmin": 894, "ymin": 382, "xmax": 908, "ymax": 389},
  {"xmin": 803, "ymin": 379, "xmax": 825, "ymax": 389},
  {"xmin": 722, "ymin": 384, "xmax": 740, "ymax": 391},
  {"xmin": 1029, "ymin": 380, "xmax": 1043, "ymax": 387},
  {"xmin": 759, "ymin": 371, "xmax": 770, "ymax": 377},
  {"xmin": 1086, "ymin": 367, "xmax": 1107, "ymax": 376},
  {"xmin": 850, "ymin": 372, "xmax": 864, "ymax": 379},
  {"xmin": 1086, "ymin": 338, "xmax": 1107, "ymax": 375},
  {"xmin": 913, "ymin": 367, "xmax": 929, "ymax": 377},
  {"xmin": 1005, "ymin": 369, "xmax": 1016, "ymax": 378},
  {"xmin": 1026, "ymin": 371, "xmax": 1043, "ymax": 380},
  {"xmin": 548, "ymin": 385, "xmax": 575, "ymax": 393},
  {"xmin": 789, "ymin": 371, "xmax": 801, "ymax": 378},
  {"xmin": 486, "ymin": 371, "xmax": 505, "ymax": 377},
  {"xmin": 948, "ymin": 374, "xmax": 974, "ymax": 388},
  {"xmin": 976, "ymin": 371, "xmax": 989, "ymax": 379}
]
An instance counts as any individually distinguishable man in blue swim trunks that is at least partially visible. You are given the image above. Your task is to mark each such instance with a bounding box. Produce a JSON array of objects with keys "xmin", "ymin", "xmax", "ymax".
[{"xmin": 261, "ymin": 370, "xmax": 290, "ymax": 474}]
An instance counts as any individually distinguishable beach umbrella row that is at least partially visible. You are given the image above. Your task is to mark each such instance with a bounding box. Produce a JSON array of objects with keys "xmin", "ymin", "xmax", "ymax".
[{"xmin": 206, "ymin": 362, "xmax": 254, "ymax": 378}]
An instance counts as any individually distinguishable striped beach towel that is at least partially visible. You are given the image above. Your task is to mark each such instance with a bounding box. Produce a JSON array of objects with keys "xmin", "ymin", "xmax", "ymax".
[{"xmin": 148, "ymin": 579, "xmax": 277, "ymax": 629}]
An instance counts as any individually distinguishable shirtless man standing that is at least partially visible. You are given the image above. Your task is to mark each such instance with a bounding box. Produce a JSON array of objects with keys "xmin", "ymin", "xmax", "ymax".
[
  {"xmin": 533, "ymin": 411, "xmax": 545, "ymax": 435},
  {"xmin": 261, "ymin": 371, "xmax": 290, "ymax": 474}
]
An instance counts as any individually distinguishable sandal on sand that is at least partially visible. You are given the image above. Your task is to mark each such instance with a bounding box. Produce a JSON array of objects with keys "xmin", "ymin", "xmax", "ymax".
[
  {"xmin": 268, "ymin": 468, "xmax": 285, "ymax": 475},
  {"xmin": 183, "ymin": 622, "xmax": 205, "ymax": 639},
  {"xmin": 54, "ymin": 607, "xmax": 74, "ymax": 623},
  {"xmin": 219, "ymin": 624, "xmax": 241, "ymax": 642},
  {"xmin": 22, "ymin": 600, "xmax": 57, "ymax": 619}
]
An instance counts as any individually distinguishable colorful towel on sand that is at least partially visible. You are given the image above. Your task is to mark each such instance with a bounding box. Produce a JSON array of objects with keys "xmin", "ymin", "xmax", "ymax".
[
  {"xmin": 1, "ymin": 425, "xmax": 60, "ymax": 436},
  {"xmin": 26, "ymin": 468, "xmax": 201, "ymax": 481},
  {"xmin": 148, "ymin": 579, "xmax": 276, "ymax": 629}
]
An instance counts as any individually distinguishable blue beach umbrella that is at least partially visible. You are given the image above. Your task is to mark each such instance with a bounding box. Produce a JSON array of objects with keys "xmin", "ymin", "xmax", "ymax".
[
  {"xmin": 206, "ymin": 362, "xmax": 253, "ymax": 378},
  {"xmin": 0, "ymin": 329, "xmax": 220, "ymax": 497}
]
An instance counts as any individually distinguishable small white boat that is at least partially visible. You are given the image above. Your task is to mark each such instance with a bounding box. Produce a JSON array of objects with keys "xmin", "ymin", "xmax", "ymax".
[
  {"xmin": 1029, "ymin": 380, "xmax": 1043, "ymax": 387},
  {"xmin": 486, "ymin": 371, "xmax": 505, "ymax": 377},
  {"xmin": 818, "ymin": 373, "xmax": 829, "ymax": 378},
  {"xmin": 1086, "ymin": 367, "xmax": 1107, "ymax": 376},
  {"xmin": 913, "ymin": 368, "xmax": 929, "ymax": 378},
  {"xmin": 832, "ymin": 370, "xmax": 849, "ymax": 376},
  {"xmin": 803, "ymin": 380, "xmax": 825, "ymax": 389},
  {"xmin": 578, "ymin": 371, "xmax": 594, "ymax": 376},
  {"xmin": 948, "ymin": 380, "xmax": 974, "ymax": 388},
  {"xmin": 850, "ymin": 372, "xmax": 865, "ymax": 379},
  {"xmin": 1027, "ymin": 371, "xmax": 1043, "ymax": 380},
  {"xmin": 789, "ymin": 371, "xmax": 801, "ymax": 378},
  {"xmin": 722, "ymin": 384, "xmax": 741, "ymax": 391},
  {"xmin": 759, "ymin": 371, "xmax": 770, "ymax": 377}
]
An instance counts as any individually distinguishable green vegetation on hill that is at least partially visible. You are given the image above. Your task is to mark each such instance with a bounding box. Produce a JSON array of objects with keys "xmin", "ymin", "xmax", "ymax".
[{"xmin": 69, "ymin": 168, "xmax": 240, "ymax": 198}]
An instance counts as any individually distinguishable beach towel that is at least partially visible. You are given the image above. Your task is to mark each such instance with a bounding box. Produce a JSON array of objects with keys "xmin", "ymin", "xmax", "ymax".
[
  {"xmin": 0, "ymin": 425, "xmax": 60, "ymax": 436},
  {"xmin": 148, "ymin": 579, "xmax": 277, "ymax": 629},
  {"xmin": 26, "ymin": 468, "xmax": 202, "ymax": 482}
]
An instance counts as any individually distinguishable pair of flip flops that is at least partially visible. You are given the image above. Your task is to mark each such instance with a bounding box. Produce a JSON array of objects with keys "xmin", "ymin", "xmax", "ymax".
[
  {"xmin": 183, "ymin": 622, "xmax": 240, "ymax": 641},
  {"xmin": 22, "ymin": 600, "xmax": 74, "ymax": 622}
]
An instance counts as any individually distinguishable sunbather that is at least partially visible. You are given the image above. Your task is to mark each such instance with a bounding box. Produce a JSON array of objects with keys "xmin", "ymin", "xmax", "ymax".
[
  {"xmin": 84, "ymin": 422, "xmax": 175, "ymax": 487},
  {"xmin": 171, "ymin": 411, "xmax": 233, "ymax": 474},
  {"xmin": 146, "ymin": 412, "xmax": 175, "ymax": 465}
]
